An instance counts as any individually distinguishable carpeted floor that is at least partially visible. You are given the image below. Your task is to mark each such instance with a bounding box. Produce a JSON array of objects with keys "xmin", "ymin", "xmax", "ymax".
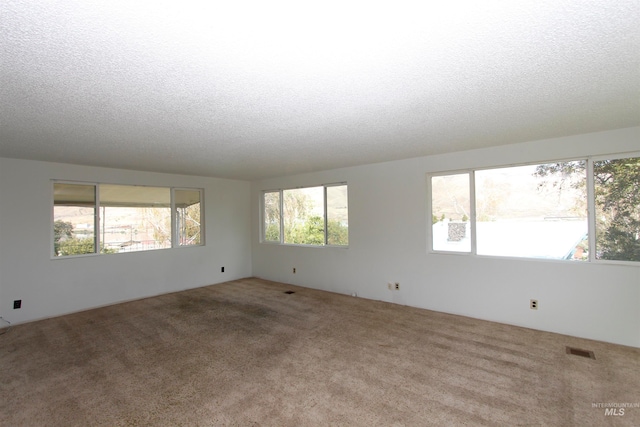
[{"xmin": 1, "ymin": 277, "xmax": 639, "ymax": 426}]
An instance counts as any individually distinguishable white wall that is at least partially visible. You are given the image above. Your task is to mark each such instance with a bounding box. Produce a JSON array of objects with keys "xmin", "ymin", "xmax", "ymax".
[
  {"xmin": 251, "ymin": 127, "xmax": 640, "ymax": 347},
  {"xmin": 0, "ymin": 158, "xmax": 252, "ymax": 325}
]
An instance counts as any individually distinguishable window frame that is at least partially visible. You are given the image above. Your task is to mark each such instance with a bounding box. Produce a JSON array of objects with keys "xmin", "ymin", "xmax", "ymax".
[
  {"xmin": 324, "ymin": 183, "xmax": 349, "ymax": 246},
  {"xmin": 590, "ymin": 153, "xmax": 640, "ymax": 264},
  {"xmin": 173, "ymin": 187, "xmax": 205, "ymax": 248},
  {"xmin": 52, "ymin": 181, "xmax": 98, "ymax": 258},
  {"xmin": 427, "ymin": 152, "xmax": 640, "ymax": 265},
  {"xmin": 261, "ymin": 190, "xmax": 283, "ymax": 244},
  {"xmin": 260, "ymin": 182, "xmax": 348, "ymax": 248},
  {"xmin": 428, "ymin": 171, "xmax": 474, "ymax": 254},
  {"xmin": 51, "ymin": 181, "xmax": 204, "ymax": 259}
]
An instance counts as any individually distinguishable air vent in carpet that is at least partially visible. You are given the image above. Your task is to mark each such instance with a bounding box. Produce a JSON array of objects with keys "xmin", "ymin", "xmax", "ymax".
[
  {"xmin": 566, "ymin": 346, "xmax": 596, "ymax": 359},
  {"xmin": 284, "ymin": 291, "xmax": 295, "ymax": 294}
]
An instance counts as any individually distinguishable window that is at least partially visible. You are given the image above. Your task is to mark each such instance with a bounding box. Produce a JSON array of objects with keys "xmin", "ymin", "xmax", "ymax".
[
  {"xmin": 475, "ymin": 162, "xmax": 587, "ymax": 260},
  {"xmin": 262, "ymin": 183, "xmax": 348, "ymax": 246},
  {"xmin": 263, "ymin": 191, "xmax": 281, "ymax": 242},
  {"xmin": 175, "ymin": 189, "xmax": 202, "ymax": 246},
  {"xmin": 431, "ymin": 173, "xmax": 471, "ymax": 253},
  {"xmin": 428, "ymin": 155, "xmax": 639, "ymax": 263},
  {"xmin": 100, "ymin": 184, "xmax": 171, "ymax": 253},
  {"xmin": 53, "ymin": 182, "xmax": 203, "ymax": 257},
  {"xmin": 54, "ymin": 183, "xmax": 96, "ymax": 256},
  {"xmin": 326, "ymin": 184, "xmax": 349, "ymax": 246},
  {"xmin": 283, "ymin": 187, "xmax": 325, "ymax": 245}
]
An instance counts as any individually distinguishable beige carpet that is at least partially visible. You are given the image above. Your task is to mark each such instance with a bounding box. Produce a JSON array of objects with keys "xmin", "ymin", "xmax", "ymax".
[{"xmin": 1, "ymin": 277, "xmax": 639, "ymax": 426}]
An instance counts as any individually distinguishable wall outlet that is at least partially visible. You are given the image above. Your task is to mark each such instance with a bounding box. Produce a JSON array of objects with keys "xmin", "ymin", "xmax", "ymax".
[
  {"xmin": 293, "ymin": 267, "xmax": 296, "ymax": 274},
  {"xmin": 530, "ymin": 299, "xmax": 538, "ymax": 310},
  {"xmin": 13, "ymin": 300, "xmax": 22, "ymax": 309},
  {"xmin": 221, "ymin": 266, "xmax": 225, "ymax": 273},
  {"xmin": 395, "ymin": 282, "xmax": 400, "ymax": 290}
]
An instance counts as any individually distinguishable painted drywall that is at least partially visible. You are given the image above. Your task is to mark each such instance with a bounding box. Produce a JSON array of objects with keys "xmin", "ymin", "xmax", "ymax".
[
  {"xmin": 0, "ymin": 158, "xmax": 252, "ymax": 325},
  {"xmin": 251, "ymin": 127, "xmax": 640, "ymax": 347}
]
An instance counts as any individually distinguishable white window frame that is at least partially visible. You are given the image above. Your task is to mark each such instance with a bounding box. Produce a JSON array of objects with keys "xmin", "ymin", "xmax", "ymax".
[
  {"xmin": 261, "ymin": 190, "xmax": 283, "ymax": 244},
  {"xmin": 427, "ymin": 152, "xmax": 640, "ymax": 265},
  {"xmin": 52, "ymin": 181, "xmax": 98, "ymax": 258},
  {"xmin": 427, "ymin": 171, "xmax": 474, "ymax": 254},
  {"xmin": 52, "ymin": 181, "xmax": 204, "ymax": 258},
  {"xmin": 260, "ymin": 182, "xmax": 348, "ymax": 248},
  {"xmin": 172, "ymin": 187, "xmax": 205, "ymax": 248}
]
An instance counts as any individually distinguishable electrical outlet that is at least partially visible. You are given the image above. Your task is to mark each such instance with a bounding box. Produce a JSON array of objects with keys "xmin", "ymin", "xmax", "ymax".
[
  {"xmin": 395, "ymin": 282, "xmax": 400, "ymax": 290},
  {"xmin": 530, "ymin": 299, "xmax": 538, "ymax": 310},
  {"xmin": 221, "ymin": 266, "xmax": 225, "ymax": 273},
  {"xmin": 293, "ymin": 267, "xmax": 296, "ymax": 274},
  {"xmin": 13, "ymin": 300, "xmax": 22, "ymax": 309}
]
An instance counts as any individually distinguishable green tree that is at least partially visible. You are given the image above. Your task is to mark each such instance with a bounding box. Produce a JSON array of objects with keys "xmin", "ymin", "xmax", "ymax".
[
  {"xmin": 58, "ymin": 237, "xmax": 117, "ymax": 256},
  {"xmin": 58, "ymin": 237, "xmax": 95, "ymax": 256},
  {"xmin": 535, "ymin": 158, "xmax": 640, "ymax": 261},
  {"xmin": 593, "ymin": 158, "xmax": 640, "ymax": 261},
  {"xmin": 265, "ymin": 224, "xmax": 280, "ymax": 241},
  {"xmin": 263, "ymin": 192, "xmax": 281, "ymax": 241},
  {"xmin": 55, "ymin": 220, "xmax": 118, "ymax": 256},
  {"xmin": 54, "ymin": 220, "xmax": 73, "ymax": 255},
  {"xmin": 282, "ymin": 190, "xmax": 314, "ymax": 244},
  {"xmin": 285, "ymin": 216, "xmax": 323, "ymax": 245},
  {"xmin": 273, "ymin": 188, "xmax": 349, "ymax": 246},
  {"xmin": 300, "ymin": 215, "xmax": 325, "ymax": 245},
  {"xmin": 327, "ymin": 219, "xmax": 348, "ymax": 245}
]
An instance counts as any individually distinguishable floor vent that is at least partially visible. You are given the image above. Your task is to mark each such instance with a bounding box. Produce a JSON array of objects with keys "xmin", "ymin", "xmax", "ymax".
[
  {"xmin": 284, "ymin": 291, "xmax": 295, "ymax": 294},
  {"xmin": 566, "ymin": 346, "xmax": 596, "ymax": 359}
]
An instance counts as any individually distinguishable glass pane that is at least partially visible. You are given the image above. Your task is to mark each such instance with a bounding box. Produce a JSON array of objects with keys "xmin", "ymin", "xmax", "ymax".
[
  {"xmin": 53, "ymin": 183, "xmax": 96, "ymax": 256},
  {"xmin": 175, "ymin": 189, "xmax": 202, "ymax": 246},
  {"xmin": 476, "ymin": 161, "xmax": 587, "ymax": 260},
  {"xmin": 283, "ymin": 187, "xmax": 324, "ymax": 245},
  {"xmin": 263, "ymin": 191, "xmax": 281, "ymax": 242},
  {"xmin": 99, "ymin": 184, "xmax": 171, "ymax": 253},
  {"xmin": 594, "ymin": 156, "xmax": 640, "ymax": 262},
  {"xmin": 326, "ymin": 185, "xmax": 348, "ymax": 246},
  {"xmin": 431, "ymin": 173, "xmax": 471, "ymax": 252}
]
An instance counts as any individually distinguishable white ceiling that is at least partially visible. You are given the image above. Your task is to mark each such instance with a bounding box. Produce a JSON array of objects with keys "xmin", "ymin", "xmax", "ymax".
[{"xmin": 1, "ymin": 1, "xmax": 639, "ymax": 180}]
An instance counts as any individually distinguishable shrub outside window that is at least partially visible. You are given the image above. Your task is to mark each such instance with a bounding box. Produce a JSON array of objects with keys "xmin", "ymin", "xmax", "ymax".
[
  {"xmin": 262, "ymin": 183, "xmax": 348, "ymax": 247},
  {"xmin": 262, "ymin": 191, "xmax": 281, "ymax": 242},
  {"xmin": 326, "ymin": 184, "xmax": 349, "ymax": 246},
  {"xmin": 53, "ymin": 183, "xmax": 96, "ymax": 256}
]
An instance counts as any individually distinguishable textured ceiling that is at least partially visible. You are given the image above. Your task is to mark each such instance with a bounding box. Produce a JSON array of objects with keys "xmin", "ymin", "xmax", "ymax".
[{"xmin": 1, "ymin": 1, "xmax": 639, "ymax": 180}]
